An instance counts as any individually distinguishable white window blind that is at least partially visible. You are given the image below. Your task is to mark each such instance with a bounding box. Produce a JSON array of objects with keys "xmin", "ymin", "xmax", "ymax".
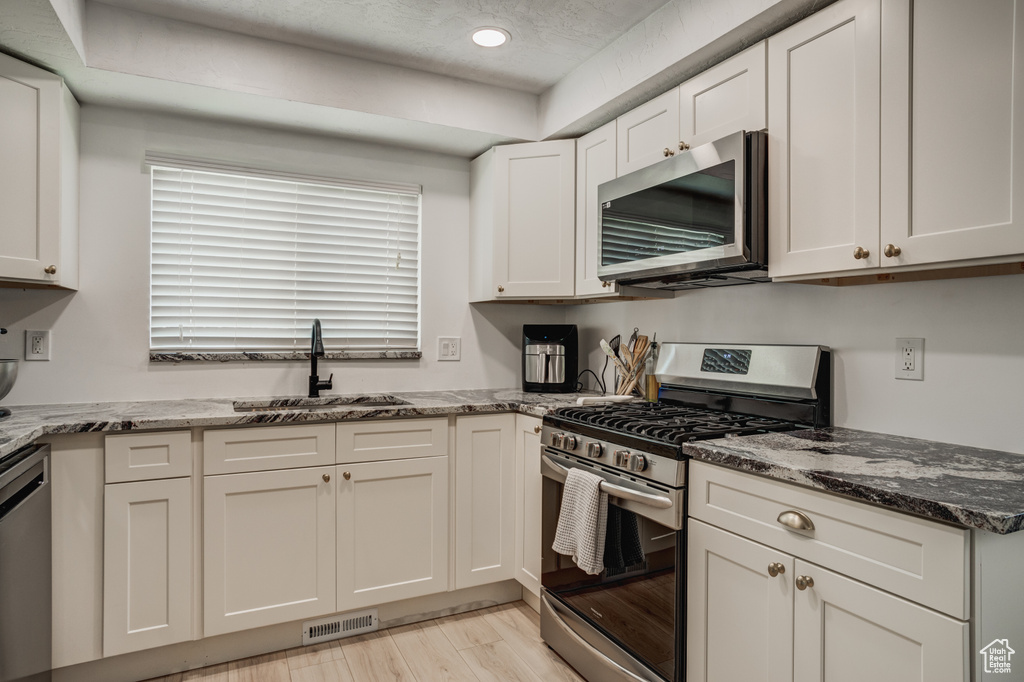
[{"xmin": 149, "ymin": 158, "xmax": 421, "ymax": 352}]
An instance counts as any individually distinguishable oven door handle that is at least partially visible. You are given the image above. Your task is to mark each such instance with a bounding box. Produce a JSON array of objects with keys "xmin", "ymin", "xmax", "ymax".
[{"xmin": 541, "ymin": 454, "xmax": 673, "ymax": 510}]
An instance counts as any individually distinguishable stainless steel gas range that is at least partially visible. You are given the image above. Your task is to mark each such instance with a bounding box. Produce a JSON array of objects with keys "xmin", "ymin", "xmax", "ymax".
[{"xmin": 539, "ymin": 343, "xmax": 831, "ymax": 682}]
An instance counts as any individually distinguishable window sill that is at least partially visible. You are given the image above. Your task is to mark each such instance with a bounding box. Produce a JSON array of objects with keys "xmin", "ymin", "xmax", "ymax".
[{"xmin": 150, "ymin": 350, "xmax": 423, "ymax": 363}]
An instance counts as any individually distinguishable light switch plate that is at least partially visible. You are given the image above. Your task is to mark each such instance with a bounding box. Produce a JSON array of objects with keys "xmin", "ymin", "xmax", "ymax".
[
  {"xmin": 26, "ymin": 330, "xmax": 50, "ymax": 361},
  {"xmin": 437, "ymin": 336, "xmax": 461, "ymax": 361}
]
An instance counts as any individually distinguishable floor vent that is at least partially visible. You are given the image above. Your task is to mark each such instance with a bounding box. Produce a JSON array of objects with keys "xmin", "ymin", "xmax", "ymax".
[{"xmin": 302, "ymin": 609, "xmax": 379, "ymax": 645}]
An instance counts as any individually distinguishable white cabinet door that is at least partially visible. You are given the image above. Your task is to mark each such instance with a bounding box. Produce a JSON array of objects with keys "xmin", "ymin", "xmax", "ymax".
[
  {"xmin": 513, "ymin": 415, "xmax": 542, "ymax": 597},
  {"xmin": 679, "ymin": 42, "xmax": 767, "ymax": 148},
  {"xmin": 616, "ymin": 89, "xmax": 681, "ymax": 175},
  {"xmin": 103, "ymin": 478, "xmax": 192, "ymax": 656},
  {"xmin": 0, "ymin": 52, "xmax": 78, "ymax": 288},
  {"xmin": 470, "ymin": 140, "xmax": 576, "ymax": 300},
  {"xmin": 687, "ymin": 519, "xmax": 794, "ymax": 682},
  {"xmin": 203, "ymin": 466, "xmax": 336, "ymax": 636},
  {"xmin": 767, "ymin": 0, "xmax": 882, "ymax": 278},
  {"xmin": 337, "ymin": 456, "xmax": 448, "ymax": 610},
  {"xmin": 575, "ymin": 121, "xmax": 620, "ymax": 298},
  {"xmin": 793, "ymin": 560, "xmax": 968, "ymax": 682},
  {"xmin": 879, "ymin": 0, "xmax": 1024, "ymax": 267},
  {"xmin": 455, "ymin": 414, "xmax": 516, "ymax": 589}
]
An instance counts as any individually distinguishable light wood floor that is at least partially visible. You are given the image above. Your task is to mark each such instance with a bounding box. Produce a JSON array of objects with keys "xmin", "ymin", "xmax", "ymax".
[{"xmin": 148, "ymin": 601, "xmax": 584, "ymax": 682}]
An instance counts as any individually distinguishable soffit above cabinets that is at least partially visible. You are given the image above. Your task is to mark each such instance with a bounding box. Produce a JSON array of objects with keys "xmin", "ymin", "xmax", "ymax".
[{"xmin": 0, "ymin": 0, "xmax": 830, "ymax": 156}]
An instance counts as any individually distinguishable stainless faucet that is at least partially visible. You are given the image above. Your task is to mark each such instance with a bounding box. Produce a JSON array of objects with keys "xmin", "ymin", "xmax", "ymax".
[{"xmin": 308, "ymin": 319, "xmax": 333, "ymax": 398}]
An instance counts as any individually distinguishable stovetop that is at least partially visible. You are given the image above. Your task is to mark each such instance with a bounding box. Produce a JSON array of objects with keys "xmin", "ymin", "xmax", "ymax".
[{"xmin": 544, "ymin": 401, "xmax": 809, "ymax": 459}]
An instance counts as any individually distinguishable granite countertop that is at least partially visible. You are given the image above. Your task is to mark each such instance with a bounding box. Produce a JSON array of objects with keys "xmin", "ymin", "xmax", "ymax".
[
  {"xmin": 0, "ymin": 388, "xmax": 587, "ymax": 460},
  {"xmin": 6, "ymin": 392, "xmax": 1024, "ymax": 534},
  {"xmin": 683, "ymin": 427, "xmax": 1024, "ymax": 535}
]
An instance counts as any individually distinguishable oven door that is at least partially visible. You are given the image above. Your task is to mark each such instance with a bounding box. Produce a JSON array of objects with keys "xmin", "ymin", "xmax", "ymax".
[{"xmin": 540, "ymin": 449, "xmax": 685, "ymax": 682}]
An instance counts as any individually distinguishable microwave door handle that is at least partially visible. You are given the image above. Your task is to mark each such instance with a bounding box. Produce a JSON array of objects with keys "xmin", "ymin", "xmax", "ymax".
[{"xmin": 540, "ymin": 454, "xmax": 673, "ymax": 510}]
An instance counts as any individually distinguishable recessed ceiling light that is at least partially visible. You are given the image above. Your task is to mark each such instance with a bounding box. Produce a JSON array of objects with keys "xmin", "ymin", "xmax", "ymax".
[{"xmin": 472, "ymin": 27, "xmax": 510, "ymax": 47}]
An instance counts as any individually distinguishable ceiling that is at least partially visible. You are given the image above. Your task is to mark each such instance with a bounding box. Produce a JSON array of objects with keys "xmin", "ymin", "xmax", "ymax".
[
  {"xmin": 0, "ymin": 0, "xmax": 823, "ymax": 156},
  {"xmin": 97, "ymin": 0, "xmax": 673, "ymax": 94}
]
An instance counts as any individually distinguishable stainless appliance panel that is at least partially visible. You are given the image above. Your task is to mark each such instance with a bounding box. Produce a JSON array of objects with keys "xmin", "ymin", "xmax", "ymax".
[
  {"xmin": 0, "ymin": 444, "xmax": 52, "ymax": 682},
  {"xmin": 656, "ymin": 342, "xmax": 824, "ymax": 400},
  {"xmin": 598, "ymin": 130, "xmax": 756, "ymax": 283},
  {"xmin": 524, "ymin": 349, "xmax": 567, "ymax": 384},
  {"xmin": 540, "ymin": 594, "xmax": 665, "ymax": 682}
]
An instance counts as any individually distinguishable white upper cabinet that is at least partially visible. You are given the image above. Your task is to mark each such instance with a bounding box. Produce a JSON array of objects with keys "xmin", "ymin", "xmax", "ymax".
[
  {"xmin": 470, "ymin": 140, "xmax": 576, "ymax": 301},
  {"xmin": 678, "ymin": 42, "xmax": 767, "ymax": 148},
  {"xmin": 770, "ymin": 0, "xmax": 1024, "ymax": 281},
  {"xmin": 616, "ymin": 89, "xmax": 681, "ymax": 176},
  {"xmin": 0, "ymin": 53, "xmax": 79, "ymax": 289},
  {"xmin": 767, "ymin": 0, "xmax": 882, "ymax": 278},
  {"xmin": 575, "ymin": 121, "xmax": 620, "ymax": 298},
  {"xmin": 879, "ymin": 0, "xmax": 1024, "ymax": 268}
]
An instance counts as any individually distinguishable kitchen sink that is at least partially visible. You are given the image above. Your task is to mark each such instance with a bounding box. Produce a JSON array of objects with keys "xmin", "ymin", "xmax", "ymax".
[{"xmin": 232, "ymin": 395, "xmax": 410, "ymax": 412}]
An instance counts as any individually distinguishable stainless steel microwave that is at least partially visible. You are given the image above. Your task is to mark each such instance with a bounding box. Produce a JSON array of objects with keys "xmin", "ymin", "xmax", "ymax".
[{"xmin": 597, "ymin": 130, "xmax": 767, "ymax": 290}]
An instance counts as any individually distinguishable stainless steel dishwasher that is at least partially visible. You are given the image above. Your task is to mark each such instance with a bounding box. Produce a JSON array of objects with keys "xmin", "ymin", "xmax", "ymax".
[{"xmin": 0, "ymin": 443, "xmax": 51, "ymax": 682}]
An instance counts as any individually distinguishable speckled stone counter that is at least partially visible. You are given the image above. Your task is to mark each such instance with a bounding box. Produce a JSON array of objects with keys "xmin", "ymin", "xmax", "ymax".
[
  {"xmin": 683, "ymin": 427, "xmax": 1024, "ymax": 534},
  {"xmin": 0, "ymin": 388, "xmax": 586, "ymax": 461}
]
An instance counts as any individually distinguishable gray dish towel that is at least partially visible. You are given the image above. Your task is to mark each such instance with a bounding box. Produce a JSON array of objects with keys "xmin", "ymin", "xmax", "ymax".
[{"xmin": 552, "ymin": 468, "xmax": 608, "ymax": 575}]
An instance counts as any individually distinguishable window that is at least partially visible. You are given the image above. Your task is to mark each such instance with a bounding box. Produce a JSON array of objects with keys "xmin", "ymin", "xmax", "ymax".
[{"xmin": 148, "ymin": 155, "xmax": 420, "ymax": 357}]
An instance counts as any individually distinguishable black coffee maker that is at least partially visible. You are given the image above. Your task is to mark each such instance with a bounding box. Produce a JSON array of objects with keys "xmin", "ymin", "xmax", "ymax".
[{"xmin": 522, "ymin": 325, "xmax": 578, "ymax": 393}]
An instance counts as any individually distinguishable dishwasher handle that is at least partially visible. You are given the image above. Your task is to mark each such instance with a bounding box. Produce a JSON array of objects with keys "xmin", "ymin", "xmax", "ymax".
[{"xmin": 0, "ymin": 445, "xmax": 49, "ymax": 524}]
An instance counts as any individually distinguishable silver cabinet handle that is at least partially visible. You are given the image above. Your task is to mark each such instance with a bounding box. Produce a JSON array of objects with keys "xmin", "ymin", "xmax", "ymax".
[{"xmin": 777, "ymin": 510, "xmax": 815, "ymax": 531}]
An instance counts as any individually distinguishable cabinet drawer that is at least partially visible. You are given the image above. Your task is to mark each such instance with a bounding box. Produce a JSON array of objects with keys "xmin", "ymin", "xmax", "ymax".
[
  {"xmin": 105, "ymin": 431, "xmax": 191, "ymax": 482},
  {"xmin": 689, "ymin": 461, "xmax": 969, "ymax": 619},
  {"xmin": 204, "ymin": 423, "xmax": 335, "ymax": 475},
  {"xmin": 336, "ymin": 418, "xmax": 448, "ymax": 463}
]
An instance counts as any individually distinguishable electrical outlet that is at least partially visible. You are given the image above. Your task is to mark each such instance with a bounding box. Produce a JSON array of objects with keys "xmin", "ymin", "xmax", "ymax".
[
  {"xmin": 26, "ymin": 330, "xmax": 51, "ymax": 361},
  {"xmin": 437, "ymin": 336, "xmax": 461, "ymax": 361},
  {"xmin": 895, "ymin": 338, "xmax": 923, "ymax": 380}
]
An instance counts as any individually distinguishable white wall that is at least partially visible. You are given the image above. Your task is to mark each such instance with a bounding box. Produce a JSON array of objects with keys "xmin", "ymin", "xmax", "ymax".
[
  {"xmin": 567, "ymin": 275, "xmax": 1024, "ymax": 454},
  {"xmin": 0, "ymin": 106, "xmax": 563, "ymax": 405}
]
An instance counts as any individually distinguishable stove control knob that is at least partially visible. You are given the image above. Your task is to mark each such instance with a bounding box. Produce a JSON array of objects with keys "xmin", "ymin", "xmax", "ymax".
[
  {"xmin": 585, "ymin": 442, "xmax": 603, "ymax": 459},
  {"xmin": 563, "ymin": 435, "xmax": 578, "ymax": 450},
  {"xmin": 627, "ymin": 454, "xmax": 648, "ymax": 472},
  {"xmin": 551, "ymin": 432, "xmax": 565, "ymax": 448},
  {"xmin": 613, "ymin": 450, "xmax": 630, "ymax": 467}
]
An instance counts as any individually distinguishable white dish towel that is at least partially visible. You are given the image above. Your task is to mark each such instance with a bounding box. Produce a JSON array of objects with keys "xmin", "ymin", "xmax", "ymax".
[{"xmin": 552, "ymin": 467, "xmax": 608, "ymax": 575}]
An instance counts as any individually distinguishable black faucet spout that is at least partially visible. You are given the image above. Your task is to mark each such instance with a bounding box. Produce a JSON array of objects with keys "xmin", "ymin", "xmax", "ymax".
[{"xmin": 309, "ymin": 319, "xmax": 333, "ymax": 397}]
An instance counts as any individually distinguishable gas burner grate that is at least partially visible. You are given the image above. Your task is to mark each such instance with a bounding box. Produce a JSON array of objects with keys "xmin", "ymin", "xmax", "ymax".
[{"xmin": 551, "ymin": 403, "xmax": 796, "ymax": 445}]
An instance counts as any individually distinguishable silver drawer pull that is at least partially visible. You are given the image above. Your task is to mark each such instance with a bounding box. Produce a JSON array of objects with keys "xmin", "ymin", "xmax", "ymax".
[{"xmin": 777, "ymin": 510, "xmax": 815, "ymax": 532}]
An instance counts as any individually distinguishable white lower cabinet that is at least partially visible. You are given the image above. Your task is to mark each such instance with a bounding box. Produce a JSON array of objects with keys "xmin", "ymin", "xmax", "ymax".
[
  {"xmin": 687, "ymin": 461, "xmax": 969, "ymax": 682},
  {"xmin": 687, "ymin": 519, "xmax": 793, "ymax": 682},
  {"xmin": 793, "ymin": 559, "xmax": 967, "ymax": 682},
  {"xmin": 513, "ymin": 415, "xmax": 542, "ymax": 597},
  {"xmin": 203, "ymin": 466, "xmax": 336, "ymax": 637},
  {"xmin": 337, "ymin": 456, "xmax": 448, "ymax": 610},
  {"xmin": 103, "ymin": 477, "xmax": 192, "ymax": 656},
  {"xmin": 454, "ymin": 414, "xmax": 516, "ymax": 589}
]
